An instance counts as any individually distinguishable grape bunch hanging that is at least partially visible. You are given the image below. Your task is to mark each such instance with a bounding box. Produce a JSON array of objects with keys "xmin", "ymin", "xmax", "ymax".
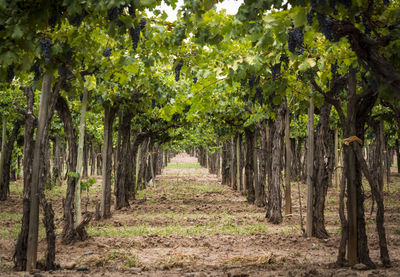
[{"xmin": 288, "ymin": 28, "xmax": 304, "ymax": 54}]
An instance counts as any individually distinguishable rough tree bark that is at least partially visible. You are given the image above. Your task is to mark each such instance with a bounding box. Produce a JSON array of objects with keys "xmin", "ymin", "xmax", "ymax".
[
  {"xmin": 244, "ymin": 128, "xmax": 255, "ymax": 204},
  {"xmin": 306, "ymin": 98, "xmax": 314, "ymax": 237},
  {"xmin": 14, "ymin": 87, "xmax": 35, "ymax": 270},
  {"xmin": 284, "ymin": 100, "xmax": 292, "ymax": 214},
  {"xmin": 254, "ymin": 128, "xmax": 265, "ymax": 207},
  {"xmin": 259, "ymin": 124, "xmax": 268, "ymax": 205},
  {"xmin": 266, "ymin": 104, "xmax": 285, "ymax": 224},
  {"xmin": 0, "ymin": 119, "xmax": 22, "ymax": 200},
  {"xmin": 101, "ymin": 104, "xmax": 116, "ymax": 219},
  {"xmin": 316, "ymin": 69, "xmax": 377, "ymax": 267},
  {"xmin": 115, "ymin": 111, "xmax": 133, "ymax": 209},
  {"xmin": 0, "ymin": 118, "xmax": 7, "ymax": 200},
  {"xmin": 312, "ymin": 102, "xmax": 334, "ymax": 239},
  {"xmin": 75, "ymin": 88, "xmax": 89, "ymax": 226},
  {"xmin": 26, "ymin": 74, "xmax": 53, "ymax": 271},
  {"xmin": 56, "ymin": 94, "xmax": 78, "ymax": 244},
  {"xmin": 231, "ymin": 135, "xmax": 237, "ymax": 190}
]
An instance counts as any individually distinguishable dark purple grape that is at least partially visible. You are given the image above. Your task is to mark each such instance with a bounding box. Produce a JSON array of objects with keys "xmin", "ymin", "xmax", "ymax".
[
  {"xmin": 307, "ymin": 9, "xmax": 314, "ymax": 26},
  {"xmin": 175, "ymin": 60, "xmax": 184, "ymax": 81},
  {"xmin": 139, "ymin": 18, "xmax": 146, "ymax": 30},
  {"xmin": 288, "ymin": 28, "xmax": 303, "ymax": 54},
  {"xmin": 30, "ymin": 62, "xmax": 41, "ymax": 81},
  {"xmin": 271, "ymin": 63, "xmax": 281, "ymax": 79},
  {"xmin": 58, "ymin": 66, "xmax": 72, "ymax": 77},
  {"xmin": 103, "ymin": 48, "xmax": 112, "ymax": 57},
  {"xmin": 316, "ymin": 13, "xmax": 334, "ymax": 41},
  {"xmin": 39, "ymin": 38, "xmax": 52, "ymax": 63},
  {"xmin": 6, "ymin": 64, "xmax": 14, "ymax": 83},
  {"xmin": 129, "ymin": 5, "xmax": 136, "ymax": 18},
  {"xmin": 129, "ymin": 27, "xmax": 140, "ymax": 50},
  {"xmin": 108, "ymin": 7, "xmax": 120, "ymax": 22},
  {"xmin": 331, "ymin": 60, "xmax": 338, "ymax": 77},
  {"xmin": 255, "ymin": 87, "xmax": 263, "ymax": 105},
  {"xmin": 249, "ymin": 73, "xmax": 255, "ymax": 90},
  {"xmin": 362, "ymin": 16, "xmax": 371, "ymax": 35},
  {"xmin": 68, "ymin": 8, "xmax": 86, "ymax": 27}
]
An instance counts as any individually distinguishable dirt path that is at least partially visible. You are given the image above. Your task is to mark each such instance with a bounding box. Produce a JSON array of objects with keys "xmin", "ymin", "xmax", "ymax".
[{"xmin": 1, "ymin": 153, "xmax": 400, "ymax": 276}]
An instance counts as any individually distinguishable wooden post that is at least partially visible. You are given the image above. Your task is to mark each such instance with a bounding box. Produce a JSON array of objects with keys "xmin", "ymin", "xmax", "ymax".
[
  {"xmin": 380, "ymin": 118, "xmax": 386, "ymax": 190},
  {"xmin": 75, "ymin": 88, "xmax": 88, "ymax": 226},
  {"xmin": 285, "ymin": 99, "xmax": 292, "ymax": 214},
  {"xmin": 27, "ymin": 74, "xmax": 53, "ymax": 271},
  {"xmin": 236, "ymin": 134, "xmax": 240, "ymax": 190},
  {"xmin": 0, "ymin": 118, "xmax": 6, "ymax": 197},
  {"xmin": 306, "ymin": 97, "xmax": 314, "ymax": 237},
  {"xmin": 334, "ymin": 129, "xmax": 339, "ymax": 188}
]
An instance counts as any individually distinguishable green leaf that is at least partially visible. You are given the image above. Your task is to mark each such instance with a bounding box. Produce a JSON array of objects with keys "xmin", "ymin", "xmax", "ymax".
[
  {"xmin": 140, "ymin": 0, "xmax": 156, "ymax": 7},
  {"xmin": 299, "ymin": 58, "xmax": 315, "ymax": 72},
  {"xmin": 272, "ymin": 96, "xmax": 282, "ymax": 106},
  {"xmin": 290, "ymin": 7, "xmax": 306, "ymax": 27},
  {"xmin": 11, "ymin": 25, "xmax": 24, "ymax": 39},
  {"xmin": 84, "ymin": 75, "xmax": 97, "ymax": 90}
]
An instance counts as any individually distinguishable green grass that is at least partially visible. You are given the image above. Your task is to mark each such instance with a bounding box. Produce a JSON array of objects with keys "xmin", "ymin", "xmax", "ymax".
[
  {"xmin": 166, "ymin": 162, "xmax": 203, "ymax": 169},
  {"xmin": 88, "ymin": 212, "xmax": 294, "ymax": 238}
]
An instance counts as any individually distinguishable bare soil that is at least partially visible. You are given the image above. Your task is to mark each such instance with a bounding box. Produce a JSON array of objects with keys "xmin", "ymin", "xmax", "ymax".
[{"xmin": 1, "ymin": 153, "xmax": 400, "ymax": 276}]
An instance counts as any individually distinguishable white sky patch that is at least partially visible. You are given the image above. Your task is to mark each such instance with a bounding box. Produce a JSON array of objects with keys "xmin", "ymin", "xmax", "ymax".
[{"xmin": 159, "ymin": 0, "xmax": 244, "ymax": 22}]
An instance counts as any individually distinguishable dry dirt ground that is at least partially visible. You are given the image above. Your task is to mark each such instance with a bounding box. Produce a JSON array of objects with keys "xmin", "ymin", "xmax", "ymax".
[{"xmin": 1, "ymin": 153, "xmax": 400, "ymax": 276}]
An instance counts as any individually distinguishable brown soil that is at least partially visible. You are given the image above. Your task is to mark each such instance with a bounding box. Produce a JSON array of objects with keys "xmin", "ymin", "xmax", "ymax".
[{"xmin": 1, "ymin": 153, "xmax": 400, "ymax": 276}]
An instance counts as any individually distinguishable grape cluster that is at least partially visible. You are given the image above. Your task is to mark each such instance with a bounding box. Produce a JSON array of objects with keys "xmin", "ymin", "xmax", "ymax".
[
  {"xmin": 280, "ymin": 54, "xmax": 289, "ymax": 70},
  {"xmin": 68, "ymin": 8, "xmax": 86, "ymax": 27},
  {"xmin": 30, "ymin": 62, "xmax": 41, "ymax": 81},
  {"xmin": 58, "ymin": 66, "xmax": 72, "ymax": 77},
  {"xmin": 139, "ymin": 18, "xmax": 147, "ymax": 30},
  {"xmin": 48, "ymin": 3, "xmax": 65, "ymax": 27},
  {"xmin": 129, "ymin": 19, "xmax": 146, "ymax": 50},
  {"xmin": 331, "ymin": 60, "xmax": 339, "ymax": 79},
  {"xmin": 362, "ymin": 16, "xmax": 371, "ymax": 35},
  {"xmin": 316, "ymin": 13, "xmax": 334, "ymax": 41},
  {"xmin": 193, "ymin": 77, "xmax": 198, "ymax": 84},
  {"xmin": 107, "ymin": 6, "xmax": 123, "ymax": 22},
  {"xmin": 64, "ymin": 48, "xmax": 74, "ymax": 65},
  {"xmin": 175, "ymin": 60, "xmax": 184, "ymax": 81},
  {"xmin": 6, "ymin": 64, "xmax": 14, "ymax": 83},
  {"xmin": 384, "ymin": 0, "xmax": 391, "ymax": 6},
  {"xmin": 307, "ymin": 9, "xmax": 314, "ymax": 26},
  {"xmin": 248, "ymin": 73, "xmax": 256, "ymax": 91},
  {"xmin": 39, "ymin": 38, "xmax": 52, "ymax": 63},
  {"xmin": 254, "ymin": 87, "xmax": 264, "ymax": 105},
  {"xmin": 271, "ymin": 63, "xmax": 281, "ymax": 79},
  {"xmin": 103, "ymin": 48, "xmax": 112, "ymax": 58},
  {"xmin": 288, "ymin": 28, "xmax": 304, "ymax": 54},
  {"xmin": 311, "ymin": 0, "xmax": 351, "ymax": 11},
  {"xmin": 129, "ymin": 27, "xmax": 140, "ymax": 50},
  {"xmin": 129, "ymin": 5, "xmax": 136, "ymax": 18}
]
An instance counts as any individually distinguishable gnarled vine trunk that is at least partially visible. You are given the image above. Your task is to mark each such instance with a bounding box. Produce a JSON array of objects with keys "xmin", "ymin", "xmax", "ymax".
[
  {"xmin": 312, "ymin": 102, "xmax": 334, "ymax": 239},
  {"xmin": 244, "ymin": 128, "xmax": 255, "ymax": 204},
  {"xmin": 266, "ymin": 104, "xmax": 285, "ymax": 224}
]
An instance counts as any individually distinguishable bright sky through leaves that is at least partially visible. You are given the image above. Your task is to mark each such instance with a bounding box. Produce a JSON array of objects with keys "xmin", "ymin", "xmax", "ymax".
[{"xmin": 160, "ymin": 0, "xmax": 244, "ymax": 21}]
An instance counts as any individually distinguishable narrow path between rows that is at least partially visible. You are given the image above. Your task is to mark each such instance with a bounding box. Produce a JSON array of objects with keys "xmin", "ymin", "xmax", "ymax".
[{"xmin": 59, "ymin": 153, "xmax": 337, "ymax": 276}]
